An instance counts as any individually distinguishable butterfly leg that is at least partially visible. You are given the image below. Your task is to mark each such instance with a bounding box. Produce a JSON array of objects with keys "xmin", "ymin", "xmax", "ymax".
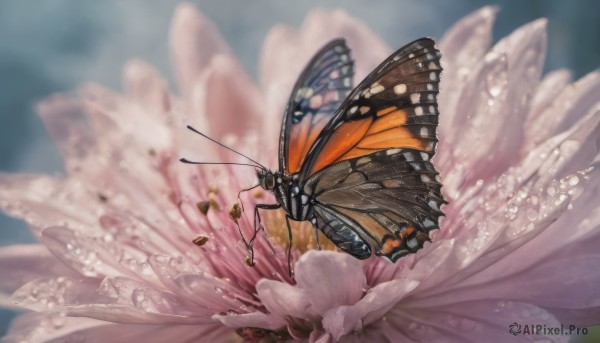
[
  {"xmin": 313, "ymin": 225, "xmax": 322, "ymax": 250},
  {"xmin": 237, "ymin": 184, "xmax": 260, "ymax": 213},
  {"xmin": 246, "ymin": 203, "xmax": 281, "ymax": 266},
  {"xmin": 285, "ymin": 215, "xmax": 294, "ymax": 277}
]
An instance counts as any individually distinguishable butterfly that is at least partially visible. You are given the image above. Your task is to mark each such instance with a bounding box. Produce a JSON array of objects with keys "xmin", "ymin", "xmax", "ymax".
[{"xmin": 183, "ymin": 38, "xmax": 446, "ymax": 269}]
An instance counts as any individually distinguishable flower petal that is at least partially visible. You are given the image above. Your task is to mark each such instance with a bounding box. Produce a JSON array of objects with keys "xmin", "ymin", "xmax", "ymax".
[
  {"xmin": 199, "ymin": 54, "xmax": 263, "ymax": 140},
  {"xmin": 3, "ymin": 312, "xmax": 108, "ymax": 343},
  {"xmin": 529, "ymin": 71, "xmax": 600, "ymax": 148},
  {"xmin": 0, "ymin": 245, "xmax": 79, "ymax": 307},
  {"xmin": 256, "ymin": 278, "xmax": 314, "ymax": 319},
  {"xmin": 295, "ymin": 250, "xmax": 366, "ymax": 315},
  {"xmin": 123, "ymin": 59, "xmax": 171, "ymax": 113},
  {"xmin": 46, "ymin": 323, "xmax": 232, "ymax": 343},
  {"xmin": 213, "ymin": 311, "xmax": 286, "ymax": 331},
  {"xmin": 442, "ymin": 19, "xmax": 547, "ymax": 194},
  {"xmin": 169, "ymin": 3, "xmax": 229, "ymax": 98},
  {"xmin": 0, "ymin": 174, "xmax": 97, "ymax": 233},
  {"xmin": 386, "ymin": 300, "xmax": 567, "ymax": 343},
  {"xmin": 438, "ymin": 6, "xmax": 497, "ymax": 138},
  {"xmin": 322, "ymin": 279, "xmax": 418, "ymax": 341}
]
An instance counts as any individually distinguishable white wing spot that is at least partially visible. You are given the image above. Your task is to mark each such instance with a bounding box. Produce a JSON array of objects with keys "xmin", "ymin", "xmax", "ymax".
[
  {"xmin": 429, "ymin": 105, "xmax": 435, "ymax": 113},
  {"xmin": 415, "ymin": 106, "xmax": 424, "ymax": 116},
  {"xmin": 429, "ymin": 62, "xmax": 438, "ymax": 70},
  {"xmin": 407, "ymin": 238, "xmax": 418, "ymax": 249},
  {"xmin": 393, "ymin": 84, "xmax": 407, "ymax": 94},
  {"xmin": 386, "ymin": 148, "xmax": 401, "ymax": 155},
  {"xmin": 428, "ymin": 200, "xmax": 439, "ymax": 211},
  {"xmin": 404, "ymin": 152, "xmax": 415, "ymax": 161},
  {"xmin": 350, "ymin": 106, "xmax": 358, "ymax": 114},
  {"xmin": 421, "ymin": 175, "xmax": 432, "ymax": 183},
  {"xmin": 410, "ymin": 93, "xmax": 420, "ymax": 104},
  {"xmin": 310, "ymin": 95, "xmax": 323, "ymax": 108},
  {"xmin": 356, "ymin": 156, "xmax": 371, "ymax": 166},
  {"xmin": 423, "ymin": 218, "xmax": 435, "ymax": 228},
  {"xmin": 343, "ymin": 77, "xmax": 352, "ymax": 87},
  {"xmin": 430, "ymin": 72, "xmax": 437, "ymax": 81},
  {"xmin": 420, "ymin": 127, "xmax": 428, "ymax": 136},
  {"xmin": 408, "ymin": 53, "xmax": 415, "ymax": 58},
  {"xmin": 427, "ymin": 94, "xmax": 434, "ymax": 101},
  {"xmin": 359, "ymin": 106, "xmax": 370, "ymax": 114},
  {"xmin": 427, "ymin": 83, "xmax": 433, "ymax": 90},
  {"xmin": 420, "ymin": 152, "xmax": 429, "ymax": 160},
  {"xmin": 370, "ymin": 84, "xmax": 385, "ymax": 94}
]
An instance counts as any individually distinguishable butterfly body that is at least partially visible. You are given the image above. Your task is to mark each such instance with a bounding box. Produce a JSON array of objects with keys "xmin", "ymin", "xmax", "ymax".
[
  {"xmin": 257, "ymin": 169, "xmax": 316, "ymax": 221},
  {"xmin": 253, "ymin": 38, "xmax": 446, "ymax": 264}
]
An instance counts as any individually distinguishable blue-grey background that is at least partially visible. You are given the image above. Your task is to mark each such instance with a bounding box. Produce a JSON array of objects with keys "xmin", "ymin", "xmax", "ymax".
[{"xmin": 0, "ymin": 0, "xmax": 598, "ymax": 339}]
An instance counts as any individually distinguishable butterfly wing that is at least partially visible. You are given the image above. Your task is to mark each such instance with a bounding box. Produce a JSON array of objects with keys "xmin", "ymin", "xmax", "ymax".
[
  {"xmin": 300, "ymin": 38, "xmax": 445, "ymax": 261},
  {"xmin": 279, "ymin": 39, "xmax": 354, "ymax": 174}
]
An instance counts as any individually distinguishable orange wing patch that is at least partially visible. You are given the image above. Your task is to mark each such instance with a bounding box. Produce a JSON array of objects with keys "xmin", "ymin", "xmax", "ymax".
[
  {"xmin": 309, "ymin": 117, "xmax": 373, "ymax": 174},
  {"xmin": 288, "ymin": 113, "xmax": 331, "ymax": 173},
  {"xmin": 310, "ymin": 106, "xmax": 428, "ymax": 174},
  {"xmin": 288, "ymin": 118, "xmax": 311, "ymax": 173}
]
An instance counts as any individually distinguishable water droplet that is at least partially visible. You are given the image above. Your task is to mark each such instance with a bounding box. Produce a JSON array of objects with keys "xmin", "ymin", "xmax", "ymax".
[
  {"xmin": 505, "ymin": 204, "xmax": 518, "ymax": 220},
  {"xmin": 133, "ymin": 289, "xmax": 146, "ymax": 305}
]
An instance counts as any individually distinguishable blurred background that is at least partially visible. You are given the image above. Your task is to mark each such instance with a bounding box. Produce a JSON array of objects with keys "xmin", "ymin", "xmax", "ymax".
[{"xmin": 0, "ymin": 0, "xmax": 598, "ymax": 339}]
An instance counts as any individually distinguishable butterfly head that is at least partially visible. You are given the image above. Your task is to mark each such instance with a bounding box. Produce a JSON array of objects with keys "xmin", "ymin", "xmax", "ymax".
[{"xmin": 257, "ymin": 169, "xmax": 279, "ymax": 191}]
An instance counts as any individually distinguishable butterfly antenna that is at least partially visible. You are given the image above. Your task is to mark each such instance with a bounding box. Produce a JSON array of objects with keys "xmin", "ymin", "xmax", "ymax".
[
  {"xmin": 179, "ymin": 160, "xmax": 260, "ymax": 168},
  {"xmin": 184, "ymin": 125, "xmax": 266, "ymax": 169}
]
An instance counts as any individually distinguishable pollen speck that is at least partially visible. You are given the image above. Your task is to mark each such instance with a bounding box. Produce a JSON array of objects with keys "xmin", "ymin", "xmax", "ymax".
[
  {"xmin": 244, "ymin": 256, "xmax": 255, "ymax": 267},
  {"xmin": 192, "ymin": 235, "xmax": 209, "ymax": 246},
  {"xmin": 196, "ymin": 201, "xmax": 210, "ymax": 215},
  {"xmin": 229, "ymin": 203, "xmax": 242, "ymax": 223}
]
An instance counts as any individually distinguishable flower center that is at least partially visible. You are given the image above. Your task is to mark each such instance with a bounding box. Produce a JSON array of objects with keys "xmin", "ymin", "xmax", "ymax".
[
  {"xmin": 263, "ymin": 208, "xmax": 338, "ymax": 253},
  {"xmin": 235, "ymin": 327, "xmax": 291, "ymax": 343}
]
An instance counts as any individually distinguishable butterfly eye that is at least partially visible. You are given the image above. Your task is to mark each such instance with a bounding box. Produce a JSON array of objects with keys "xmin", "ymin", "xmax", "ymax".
[{"xmin": 265, "ymin": 174, "xmax": 276, "ymax": 189}]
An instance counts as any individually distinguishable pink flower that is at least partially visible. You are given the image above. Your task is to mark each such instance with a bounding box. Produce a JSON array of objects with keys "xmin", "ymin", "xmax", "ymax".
[{"xmin": 1, "ymin": 3, "xmax": 599, "ymax": 343}]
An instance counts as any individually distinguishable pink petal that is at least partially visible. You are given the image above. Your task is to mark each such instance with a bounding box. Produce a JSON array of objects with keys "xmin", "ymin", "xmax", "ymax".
[
  {"xmin": 41, "ymin": 226, "xmax": 138, "ymax": 278},
  {"xmin": 0, "ymin": 245, "xmax": 79, "ymax": 306},
  {"xmin": 169, "ymin": 3, "xmax": 229, "ymax": 98},
  {"xmin": 213, "ymin": 311, "xmax": 286, "ymax": 331},
  {"xmin": 123, "ymin": 59, "xmax": 171, "ymax": 113},
  {"xmin": 199, "ymin": 54, "xmax": 263, "ymax": 140},
  {"xmin": 36, "ymin": 94, "xmax": 95, "ymax": 171},
  {"xmin": 522, "ymin": 69, "xmax": 572, "ymax": 151},
  {"xmin": 11, "ymin": 276, "xmax": 102, "ymax": 311},
  {"xmin": 413, "ymin": 169, "xmax": 583, "ymax": 293},
  {"xmin": 295, "ymin": 250, "xmax": 366, "ymax": 315},
  {"xmin": 47, "ymin": 323, "xmax": 232, "ymax": 343},
  {"xmin": 0, "ymin": 174, "xmax": 97, "ymax": 233},
  {"xmin": 386, "ymin": 300, "xmax": 567, "ymax": 342},
  {"xmin": 322, "ymin": 279, "xmax": 418, "ymax": 341},
  {"xmin": 4, "ymin": 312, "xmax": 108, "ymax": 343},
  {"xmin": 256, "ymin": 278, "xmax": 314, "ymax": 319},
  {"xmin": 5, "ymin": 312, "xmax": 231, "ymax": 343},
  {"xmin": 548, "ymin": 72, "xmax": 600, "ymax": 137},
  {"xmin": 445, "ymin": 19, "xmax": 548, "ymax": 195},
  {"xmin": 438, "ymin": 6, "xmax": 497, "ymax": 139}
]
